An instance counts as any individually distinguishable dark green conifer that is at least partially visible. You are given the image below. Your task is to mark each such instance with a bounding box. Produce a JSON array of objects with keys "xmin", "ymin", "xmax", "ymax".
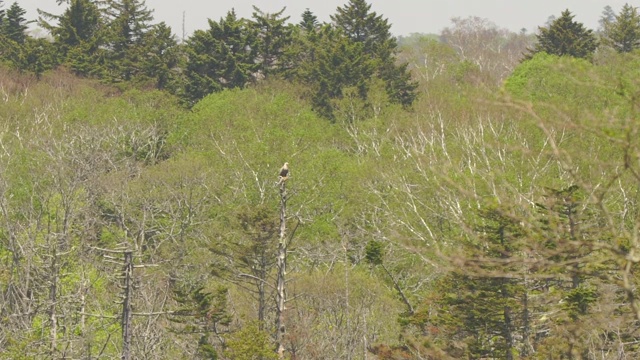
[
  {"xmin": 183, "ymin": 10, "xmax": 257, "ymax": 105},
  {"xmin": 299, "ymin": 8, "xmax": 318, "ymax": 32},
  {"xmin": 38, "ymin": 0, "xmax": 102, "ymax": 56},
  {"xmin": 529, "ymin": 9, "xmax": 598, "ymax": 59},
  {"xmin": 250, "ymin": 6, "xmax": 293, "ymax": 77},
  {"xmin": 330, "ymin": 0, "xmax": 417, "ymax": 108},
  {"xmin": 102, "ymin": 0, "xmax": 154, "ymax": 81},
  {"xmin": 3, "ymin": 2, "xmax": 29, "ymax": 44}
]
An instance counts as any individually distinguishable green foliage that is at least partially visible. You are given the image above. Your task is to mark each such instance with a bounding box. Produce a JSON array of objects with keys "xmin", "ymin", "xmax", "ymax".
[
  {"xmin": 299, "ymin": 8, "xmax": 319, "ymax": 32},
  {"xmin": 39, "ymin": 0, "xmax": 103, "ymax": 56},
  {"xmin": 601, "ymin": 4, "xmax": 640, "ymax": 53},
  {"xmin": 529, "ymin": 9, "xmax": 598, "ymax": 59},
  {"xmin": 328, "ymin": 0, "xmax": 417, "ymax": 109},
  {"xmin": 182, "ymin": 10, "xmax": 257, "ymax": 105},
  {"xmin": 250, "ymin": 6, "xmax": 293, "ymax": 77},
  {"xmin": 365, "ymin": 240, "xmax": 384, "ymax": 265},
  {"xmin": 2, "ymin": 1, "xmax": 640, "ymax": 358},
  {"xmin": 224, "ymin": 322, "xmax": 277, "ymax": 360},
  {"xmin": 2, "ymin": 2, "xmax": 28, "ymax": 44},
  {"xmin": 563, "ymin": 284, "xmax": 598, "ymax": 319},
  {"xmin": 102, "ymin": 0, "xmax": 155, "ymax": 82},
  {"xmin": 505, "ymin": 52, "xmax": 623, "ymax": 117}
]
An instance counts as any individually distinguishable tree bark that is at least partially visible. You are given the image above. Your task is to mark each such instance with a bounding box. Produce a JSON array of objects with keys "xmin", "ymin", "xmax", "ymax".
[
  {"xmin": 275, "ymin": 180, "xmax": 287, "ymax": 358},
  {"xmin": 121, "ymin": 251, "xmax": 133, "ymax": 360}
]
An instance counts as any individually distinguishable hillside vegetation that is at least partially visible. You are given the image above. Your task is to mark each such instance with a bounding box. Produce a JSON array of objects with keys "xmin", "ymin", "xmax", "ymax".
[{"xmin": 2, "ymin": 1, "xmax": 640, "ymax": 359}]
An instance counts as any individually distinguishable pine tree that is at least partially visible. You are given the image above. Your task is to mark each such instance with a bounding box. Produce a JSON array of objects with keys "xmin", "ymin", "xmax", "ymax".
[
  {"xmin": 330, "ymin": 0, "xmax": 417, "ymax": 108},
  {"xmin": 331, "ymin": 0, "xmax": 395, "ymax": 61},
  {"xmin": 529, "ymin": 9, "xmax": 598, "ymax": 59},
  {"xmin": 182, "ymin": 10, "xmax": 257, "ymax": 105},
  {"xmin": 433, "ymin": 206, "xmax": 528, "ymax": 359},
  {"xmin": 138, "ymin": 22, "xmax": 179, "ymax": 89},
  {"xmin": 601, "ymin": 4, "xmax": 640, "ymax": 53},
  {"xmin": 599, "ymin": 5, "xmax": 616, "ymax": 30},
  {"xmin": 0, "ymin": 1, "xmax": 5, "ymax": 26},
  {"xmin": 299, "ymin": 8, "xmax": 318, "ymax": 33},
  {"xmin": 3, "ymin": 2, "xmax": 29, "ymax": 44},
  {"xmin": 38, "ymin": 0, "xmax": 103, "ymax": 56},
  {"xmin": 250, "ymin": 6, "xmax": 293, "ymax": 77},
  {"xmin": 302, "ymin": 25, "xmax": 373, "ymax": 119},
  {"xmin": 102, "ymin": 0, "xmax": 154, "ymax": 81}
]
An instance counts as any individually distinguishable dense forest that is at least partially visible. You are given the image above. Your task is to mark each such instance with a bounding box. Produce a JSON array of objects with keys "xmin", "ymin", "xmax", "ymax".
[{"xmin": 1, "ymin": 0, "xmax": 640, "ymax": 359}]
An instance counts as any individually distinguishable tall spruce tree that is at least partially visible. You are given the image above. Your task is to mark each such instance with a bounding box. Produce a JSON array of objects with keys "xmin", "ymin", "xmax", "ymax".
[
  {"xmin": 38, "ymin": 0, "xmax": 103, "ymax": 77},
  {"xmin": 3, "ymin": 2, "xmax": 28, "ymax": 44},
  {"xmin": 250, "ymin": 6, "xmax": 293, "ymax": 77},
  {"xmin": 432, "ymin": 206, "xmax": 528, "ymax": 359},
  {"xmin": 297, "ymin": 24, "xmax": 374, "ymax": 119},
  {"xmin": 529, "ymin": 9, "xmax": 598, "ymax": 59},
  {"xmin": 0, "ymin": 1, "xmax": 5, "ymax": 27},
  {"xmin": 138, "ymin": 22, "xmax": 179, "ymax": 90},
  {"xmin": 102, "ymin": 0, "xmax": 154, "ymax": 81},
  {"xmin": 299, "ymin": 8, "xmax": 319, "ymax": 33},
  {"xmin": 329, "ymin": 0, "xmax": 417, "ymax": 108},
  {"xmin": 601, "ymin": 4, "xmax": 640, "ymax": 53},
  {"xmin": 38, "ymin": 0, "xmax": 103, "ymax": 56},
  {"xmin": 183, "ymin": 10, "xmax": 257, "ymax": 106}
]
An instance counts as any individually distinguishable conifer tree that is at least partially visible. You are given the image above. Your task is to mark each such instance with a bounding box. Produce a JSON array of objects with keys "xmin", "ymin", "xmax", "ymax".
[
  {"xmin": 433, "ymin": 206, "xmax": 528, "ymax": 359},
  {"xmin": 529, "ymin": 9, "xmax": 598, "ymax": 59},
  {"xmin": 250, "ymin": 6, "xmax": 293, "ymax": 77},
  {"xmin": 183, "ymin": 10, "xmax": 257, "ymax": 105},
  {"xmin": 0, "ymin": 1, "xmax": 5, "ymax": 26},
  {"xmin": 301, "ymin": 25, "xmax": 373, "ymax": 119},
  {"xmin": 331, "ymin": 0, "xmax": 395, "ymax": 61},
  {"xmin": 601, "ymin": 4, "xmax": 640, "ymax": 53},
  {"xmin": 138, "ymin": 22, "xmax": 179, "ymax": 89},
  {"xmin": 299, "ymin": 8, "xmax": 319, "ymax": 33},
  {"xmin": 330, "ymin": 0, "xmax": 417, "ymax": 108},
  {"xmin": 3, "ymin": 2, "xmax": 28, "ymax": 44},
  {"xmin": 38, "ymin": 0, "xmax": 103, "ymax": 57},
  {"xmin": 102, "ymin": 0, "xmax": 154, "ymax": 81}
]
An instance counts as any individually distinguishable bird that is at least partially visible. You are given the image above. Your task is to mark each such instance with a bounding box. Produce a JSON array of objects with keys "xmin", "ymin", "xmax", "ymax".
[{"xmin": 278, "ymin": 162, "xmax": 289, "ymax": 183}]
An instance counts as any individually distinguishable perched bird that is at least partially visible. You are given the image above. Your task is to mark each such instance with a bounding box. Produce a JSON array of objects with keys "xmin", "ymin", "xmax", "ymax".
[
  {"xmin": 278, "ymin": 162, "xmax": 289, "ymax": 184},
  {"xmin": 279, "ymin": 162, "xmax": 289, "ymax": 178}
]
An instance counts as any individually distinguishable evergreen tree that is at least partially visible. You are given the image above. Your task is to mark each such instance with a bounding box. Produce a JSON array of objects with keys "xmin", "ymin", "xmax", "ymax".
[
  {"xmin": 102, "ymin": 0, "xmax": 154, "ymax": 81},
  {"xmin": 299, "ymin": 8, "xmax": 319, "ymax": 33},
  {"xmin": 0, "ymin": 1, "xmax": 5, "ymax": 26},
  {"xmin": 250, "ymin": 6, "xmax": 293, "ymax": 77},
  {"xmin": 529, "ymin": 9, "xmax": 598, "ymax": 59},
  {"xmin": 138, "ymin": 22, "xmax": 180, "ymax": 89},
  {"xmin": 18, "ymin": 37, "xmax": 59, "ymax": 78},
  {"xmin": 331, "ymin": 0, "xmax": 395, "ymax": 61},
  {"xmin": 599, "ymin": 5, "xmax": 616, "ymax": 30},
  {"xmin": 433, "ymin": 207, "xmax": 528, "ymax": 359},
  {"xmin": 329, "ymin": 0, "xmax": 417, "ymax": 108},
  {"xmin": 3, "ymin": 2, "xmax": 29, "ymax": 44},
  {"xmin": 301, "ymin": 25, "xmax": 373, "ymax": 119},
  {"xmin": 601, "ymin": 4, "xmax": 640, "ymax": 53},
  {"xmin": 38, "ymin": 0, "xmax": 103, "ymax": 56},
  {"xmin": 182, "ymin": 10, "xmax": 257, "ymax": 105}
]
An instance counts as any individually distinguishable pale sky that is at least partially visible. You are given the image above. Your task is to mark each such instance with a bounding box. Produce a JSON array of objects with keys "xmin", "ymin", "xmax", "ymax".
[{"xmin": 18, "ymin": 0, "xmax": 633, "ymax": 38}]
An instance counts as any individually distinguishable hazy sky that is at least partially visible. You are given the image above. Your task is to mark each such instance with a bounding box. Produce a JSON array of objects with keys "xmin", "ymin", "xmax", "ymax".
[{"xmin": 19, "ymin": 0, "xmax": 633, "ymax": 38}]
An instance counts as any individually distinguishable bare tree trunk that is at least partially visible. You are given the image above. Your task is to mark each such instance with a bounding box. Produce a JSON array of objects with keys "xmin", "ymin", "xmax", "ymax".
[
  {"xmin": 49, "ymin": 243, "xmax": 58, "ymax": 358},
  {"xmin": 122, "ymin": 251, "xmax": 133, "ymax": 360},
  {"xmin": 275, "ymin": 180, "xmax": 287, "ymax": 358}
]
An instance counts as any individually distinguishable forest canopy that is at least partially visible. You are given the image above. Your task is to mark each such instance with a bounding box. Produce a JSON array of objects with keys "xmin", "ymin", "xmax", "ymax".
[{"xmin": 2, "ymin": 1, "xmax": 640, "ymax": 359}]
